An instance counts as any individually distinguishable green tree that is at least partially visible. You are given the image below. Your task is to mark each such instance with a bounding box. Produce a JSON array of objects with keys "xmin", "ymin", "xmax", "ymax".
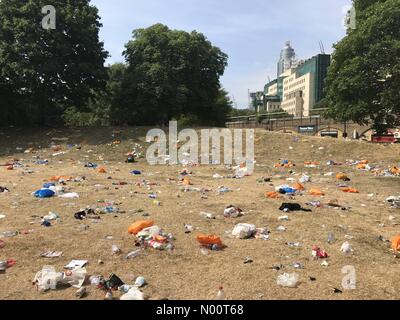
[
  {"xmin": 63, "ymin": 63, "xmax": 127, "ymax": 127},
  {"xmin": 114, "ymin": 24, "xmax": 229, "ymax": 126},
  {"xmin": 0, "ymin": 0, "xmax": 108, "ymax": 126},
  {"xmin": 325, "ymin": 0, "xmax": 400, "ymax": 133}
]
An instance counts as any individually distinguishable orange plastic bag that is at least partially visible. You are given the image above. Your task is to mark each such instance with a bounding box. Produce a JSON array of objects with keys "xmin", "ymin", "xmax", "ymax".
[
  {"xmin": 128, "ymin": 220, "xmax": 154, "ymax": 235},
  {"xmin": 341, "ymin": 187, "xmax": 359, "ymax": 194},
  {"xmin": 98, "ymin": 167, "xmax": 107, "ymax": 174},
  {"xmin": 183, "ymin": 177, "xmax": 192, "ymax": 186},
  {"xmin": 356, "ymin": 164, "xmax": 366, "ymax": 170},
  {"xmin": 336, "ymin": 173, "xmax": 349, "ymax": 181},
  {"xmin": 359, "ymin": 160, "xmax": 369, "ymax": 165},
  {"xmin": 390, "ymin": 167, "xmax": 400, "ymax": 175},
  {"xmin": 294, "ymin": 183, "xmax": 305, "ymax": 191},
  {"xmin": 304, "ymin": 162, "xmax": 320, "ymax": 166},
  {"xmin": 309, "ymin": 189, "xmax": 325, "ymax": 196},
  {"xmin": 391, "ymin": 235, "xmax": 400, "ymax": 252},
  {"xmin": 266, "ymin": 191, "xmax": 281, "ymax": 199},
  {"xmin": 197, "ymin": 234, "xmax": 222, "ymax": 247}
]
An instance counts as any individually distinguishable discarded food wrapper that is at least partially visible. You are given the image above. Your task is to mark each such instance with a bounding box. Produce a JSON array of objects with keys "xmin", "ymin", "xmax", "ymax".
[
  {"xmin": 64, "ymin": 260, "xmax": 88, "ymax": 270},
  {"xmin": 40, "ymin": 251, "xmax": 63, "ymax": 258}
]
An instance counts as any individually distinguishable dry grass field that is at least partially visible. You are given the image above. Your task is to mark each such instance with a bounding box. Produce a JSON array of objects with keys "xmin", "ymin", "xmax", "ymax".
[{"xmin": 0, "ymin": 127, "xmax": 399, "ymax": 300}]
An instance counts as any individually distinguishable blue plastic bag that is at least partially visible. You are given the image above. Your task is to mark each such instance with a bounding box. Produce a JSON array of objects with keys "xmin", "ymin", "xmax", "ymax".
[
  {"xmin": 34, "ymin": 189, "xmax": 55, "ymax": 198},
  {"xmin": 43, "ymin": 183, "xmax": 55, "ymax": 189},
  {"xmin": 279, "ymin": 187, "xmax": 297, "ymax": 195}
]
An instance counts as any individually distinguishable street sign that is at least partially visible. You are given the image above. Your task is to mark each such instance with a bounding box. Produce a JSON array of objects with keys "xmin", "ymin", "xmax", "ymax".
[{"xmin": 298, "ymin": 125, "xmax": 316, "ymax": 134}]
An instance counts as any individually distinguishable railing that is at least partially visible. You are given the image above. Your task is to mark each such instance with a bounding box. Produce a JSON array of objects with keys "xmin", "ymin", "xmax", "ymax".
[{"xmin": 227, "ymin": 108, "xmax": 329, "ymax": 123}]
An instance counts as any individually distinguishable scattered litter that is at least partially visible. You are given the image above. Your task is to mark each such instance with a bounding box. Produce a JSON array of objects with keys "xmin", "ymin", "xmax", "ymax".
[
  {"xmin": 197, "ymin": 234, "xmax": 223, "ymax": 251},
  {"xmin": 0, "ymin": 187, "xmax": 9, "ymax": 193},
  {"xmin": 33, "ymin": 266, "xmax": 86, "ymax": 291},
  {"xmin": 224, "ymin": 205, "xmax": 243, "ymax": 218},
  {"xmin": 340, "ymin": 242, "xmax": 354, "ymax": 254},
  {"xmin": 312, "ymin": 246, "xmax": 329, "ymax": 259},
  {"xmin": 279, "ymin": 203, "xmax": 312, "ymax": 212},
  {"xmin": 277, "ymin": 273, "xmax": 299, "ymax": 288},
  {"xmin": 200, "ymin": 212, "xmax": 216, "ymax": 220},
  {"xmin": 40, "ymin": 251, "xmax": 63, "ymax": 258},
  {"xmin": 64, "ymin": 260, "xmax": 88, "ymax": 270},
  {"xmin": 232, "ymin": 223, "xmax": 256, "ymax": 239}
]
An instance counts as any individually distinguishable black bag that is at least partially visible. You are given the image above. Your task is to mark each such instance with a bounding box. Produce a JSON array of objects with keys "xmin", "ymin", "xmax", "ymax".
[{"xmin": 279, "ymin": 203, "xmax": 312, "ymax": 212}]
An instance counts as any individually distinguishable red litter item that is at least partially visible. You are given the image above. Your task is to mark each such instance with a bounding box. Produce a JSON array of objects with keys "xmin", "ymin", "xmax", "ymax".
[
  {"xmin": 6, "ymin": 259, "xmax": 16, "ymax": 268},
  {"xmin": 312, "ymin": 245, "xmax": 329, "ymax": 259}
]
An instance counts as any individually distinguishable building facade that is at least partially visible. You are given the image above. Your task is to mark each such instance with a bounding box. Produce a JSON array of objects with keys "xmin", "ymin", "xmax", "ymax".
[
  {"xmin": 277, "ymin": 41, "xmax": 296, "ymax": 78},
  {"xmin": 257, "ymin": 42, "xmax": 331, "ymax": 117}
]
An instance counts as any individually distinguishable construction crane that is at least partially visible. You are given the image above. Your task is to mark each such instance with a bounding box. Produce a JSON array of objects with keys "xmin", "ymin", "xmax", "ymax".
[{"xmin": 319, "ymin": 41, "xmax": 325, "ymax": 54}]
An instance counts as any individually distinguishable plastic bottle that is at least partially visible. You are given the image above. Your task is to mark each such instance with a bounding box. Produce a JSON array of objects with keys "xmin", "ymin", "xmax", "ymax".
[
  {"xmin": 126, "ymin": 249, "xmax": 142, "ymax": 260},
  {"xmin": 327, "ymin": 233, "xmax": 335, "ymax": 244}
]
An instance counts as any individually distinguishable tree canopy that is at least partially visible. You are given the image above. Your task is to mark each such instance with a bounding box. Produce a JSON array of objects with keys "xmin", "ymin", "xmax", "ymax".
[
  {"xmin": 325, "ymin": 0, "xmax": 400, "ymax": 132},
  {"xmin": 0, "ymin": 8, "xmax": 232, "ymax": 127},
  {"xmin": 112, "ymin": 24, "xmax": 230, "ymax": 126},
  {"xmin": 0, "ymin": 0, "xmax": 108, "ymax": 126}
]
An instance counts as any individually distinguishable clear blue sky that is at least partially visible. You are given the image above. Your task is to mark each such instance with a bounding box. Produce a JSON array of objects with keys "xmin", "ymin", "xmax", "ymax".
[{"xmin": 92, "ymin": 0, "xmax": 352, "ymax": 108}]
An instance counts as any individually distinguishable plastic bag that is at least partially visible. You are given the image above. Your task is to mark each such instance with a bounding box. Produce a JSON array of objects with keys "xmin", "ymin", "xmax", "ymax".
[
  {"xmin": 34, "ymin": 189, "xmax": 55, "ymax": 198},
  {"xmin": 128, "ymin": 220, "xmax": 154, "ymax": 235},
  {"xmin": 232, "ymin": 223, "xmax": 256, "ymax": 239},
  {"xmin": 120, "ymin": 287, "xmax": 145, "ymax": 300},
  {"xmin": 197, "ymin": 234, "xmax": 223, "ymax": 247},
  {"xmin": 277, "ymin": 273, "xmax": 299, "ymax": 288}
]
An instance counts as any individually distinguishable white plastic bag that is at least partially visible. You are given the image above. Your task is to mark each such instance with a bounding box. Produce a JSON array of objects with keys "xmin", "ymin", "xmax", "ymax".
[
  {"xmin": 120, "ymin": 287, "xmax": 145, "ymax": 300},
  {"xmin": 277, "ymin": 273, "xmax": 299, "ymax": 288},
  {"xmin": 232, "ymin": 223, "xmax": 256, "ymax": 239}
]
